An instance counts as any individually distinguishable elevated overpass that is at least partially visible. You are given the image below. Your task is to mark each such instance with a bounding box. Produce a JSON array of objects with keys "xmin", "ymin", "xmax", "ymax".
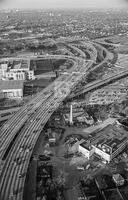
[
  {"xmin": 0, "ymin": 54, "xmax": 77, "ymax": 63},
  {"xmin": 69, "ymin": 69, "xmax": 128, "ymax": 99},
  {"xmin": 0, "ymin": 107, "xmax": 20, "ymax": 115},
  {"xmin": 0, "ymin": 107, "xmax": 20, "ymax": 122},
  {"xmin": 94, "ymin": 38, "xmax": 122, "ymax": 48}
]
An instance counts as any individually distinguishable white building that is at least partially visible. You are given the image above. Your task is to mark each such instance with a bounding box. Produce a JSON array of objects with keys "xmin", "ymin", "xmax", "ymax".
[
  {"xmin": 113, "ymin": 174, "xmax": 124, "ymax": 186},
  {"xmin": 5, "ymin": 70, "xmax": 35, "ymax": 80},
  {"xmin": 0, "ymin": 69, "xmax": 6, "ymax": 79},
  {"xmin": 92, "ymin": 137, "xmax": 128, "ymax": 162},
  {"xmin": 0, "ymin": 59, "xmax": 35, "ymax": 81},
  {"xmin": 76, "ymin": 134, "xmax": 128, "ymax": 163},
  {"xmin": 0, "ymin": 80, "xmax": 23, "ymax": 99},
  {"xmin": 78, "ymin": 141, "xmax": 95, "ymax": 159},
  {"xmin": 92, "ymin": 143, "xmax": 111, "ymax": 162},
  {"xmin": 0, "ymin": 63, "xmax": 8, "ymax": 70},
  {"xmin": 0, "ymin": 63, "xmax": 8, "ymax": 79},
  {"xmin": 5, "ymin": 71, "xmax": 25, "ymax": 80},
  {"xmin": 3, "ymin": 89, "xmax": 23, "ymax": 98},
  {"xmin": 26, "ymin": 70, "xmax": 35, "ymax": 80}
]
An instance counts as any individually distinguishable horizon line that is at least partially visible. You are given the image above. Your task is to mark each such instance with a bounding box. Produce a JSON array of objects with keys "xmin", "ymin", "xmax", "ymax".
[{"xmin": 0, "ymin": 7, "xmax": 127, "ymax": 10}]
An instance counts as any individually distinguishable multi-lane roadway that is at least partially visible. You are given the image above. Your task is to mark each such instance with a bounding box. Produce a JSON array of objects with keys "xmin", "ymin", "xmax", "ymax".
[
  {"xmin": 0, "ymin": 39, "xmax": 117, "ymax": 200},
  {"xmin": 0, "ymin": 41, "xmax": 95, "ymax": 200}
]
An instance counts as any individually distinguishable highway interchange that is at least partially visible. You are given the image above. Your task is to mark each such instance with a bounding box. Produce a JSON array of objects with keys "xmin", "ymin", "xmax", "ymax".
[{"xmin": 0, "ymin": 38, "xmax": 126, "ymax": 200}]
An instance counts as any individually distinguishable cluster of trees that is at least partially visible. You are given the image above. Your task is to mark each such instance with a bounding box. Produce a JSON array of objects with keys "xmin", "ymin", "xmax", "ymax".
[
  {"xmin": 110, "ymin": 50, "xmax": 118, "ymax": 64},
  {"xmin": 26, "ymin": 43, "xmax": 57, "ymax": 52},
  {"xmin": 84, "ymin": 101, "xmax": 128, "ymax": 123},
  {"xmin": 95, "ymin": 48, "xmax": 105, "ymax": 63},
  {"xmin": 85, "ymin": 104, "xmax": 109, "ymax": 122},
  {"xmin": 0, "ymin": 41, "xmax": 24, "ymax": 55},
  {"xmin": 37, "ymin": 174, "xmax": 65, "ymax": 200},
  {"xmin": 86, "ymin": 62, "xmax": 108, "ymax": 83},
  {"xmin": 0, "ymin": 40, "xmax": 58, "ymax": 56}
]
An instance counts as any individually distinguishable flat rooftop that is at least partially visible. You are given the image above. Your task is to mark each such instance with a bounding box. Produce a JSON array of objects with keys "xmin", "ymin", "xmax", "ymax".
[
  {"xmin": 0, "ymin": 80, "xmax": 24, "ymax": 90},
  {"xmin": 96, "ymin": 135, "xmax": 127, "ymax": 154},
  {"xmin": 80, "ymin": 141, "xmax": 92, "ymax": 151},
  {"xmin": 10, "ymin": 60, "xmax": 29, "ymax": 69}
]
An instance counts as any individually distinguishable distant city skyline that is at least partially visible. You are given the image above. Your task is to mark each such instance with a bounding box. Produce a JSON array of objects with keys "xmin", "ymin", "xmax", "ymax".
[{"xmin": 0, "ymin": 0, "xmax": 128, "ymax": 9}]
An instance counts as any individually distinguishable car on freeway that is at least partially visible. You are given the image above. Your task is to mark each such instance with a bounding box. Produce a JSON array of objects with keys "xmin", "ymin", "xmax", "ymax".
[
  {"xmin": 86, "ymin": 164, "xmax": 90, "ymax": 170},
  {"xmin": 39, "ymin": 155, "xmax": 50, "ymax": 161},
  {"xmin": 77, "ymin": 166, "xmax": 84, "ymax": 170}
]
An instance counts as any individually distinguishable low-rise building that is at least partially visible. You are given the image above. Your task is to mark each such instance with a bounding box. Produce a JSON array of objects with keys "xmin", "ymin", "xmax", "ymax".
[
  {"xmin": 9, "ymin": 59, "xmax": 29, "ymax": 72},
  {"xmin": 0, "ymin": 63, "xmax": 8, "ymax": 79},
  {"xmin": 0, "ymin": 80, "xmax": 23, "ymax": 99},
  {"xmin": 0, "ymin": 63, "xmax": 8, "ymax": 70},
  {"xmin": 0, "ymin": 60, "xmax": 35, "ymax": 81},
  {"xmin": 113, "ymin": 174, "xmax": 124, "ymax": 186},
  {"xmin": 5, "ymin": 70, "xmax": 35, "ymax": 81},
  {"xmin": 0, "ymin": 69, "xmax": 6, "ymax": 79},
  {"xmin": 78, "ymin": 141, "xmax": 95, "ymax": 159},
  {"xmin": 5, "ymin": 71, "xmax": 26, "ymax": 80},
  {"xmin": 76, "ymin": 125, "xmax": 128, "ymax": 162},
  {"xmin": 26, "ymin": 70, "xmax": 35, "ymax": 80},
  {"xmin": 49, "ymin": 131, "xmax": 56, "ymax": 147},
  {"xmin": 92, "ymin": 136, "xmax": 128, "ymax": 162}
]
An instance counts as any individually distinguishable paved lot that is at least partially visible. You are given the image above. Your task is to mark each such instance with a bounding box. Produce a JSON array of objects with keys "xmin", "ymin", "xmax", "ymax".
[{"xmin": 82, "ymin": 117, "xmax": 116, "ymax": 133}]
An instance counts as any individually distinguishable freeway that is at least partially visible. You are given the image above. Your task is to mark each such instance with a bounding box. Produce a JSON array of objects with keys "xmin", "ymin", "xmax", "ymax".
[
  {"xmin": 0, "ymin": 54, "xmax": 78, "ymax": 160},
  {"xmin": 0, "ymin": 107, "xmax": 20, "ymax": 115},
  {"xmin": 88, "ymin": 42, "xmax": 113, "ymax": 71},
  {"xmin": 64, "ymin": 43, "xmax": 86, "ymax": 59},
  {"xmin": 0, "ymin": 54, "xmax": 77, "ymax": 63},
  {"xmin": 94, "ymin": 38, "xmax": 122, "ymax": 47},
  {"xmin": 74, "ymin": 42, "xmax": 98, "ymax": 62},
  {"xmin": 0, "ymin": 115, "xmax": 13, "ymax": 122},
  {"xmin": 0, "ymin": 58, "xmax": 93, "ymax": 200},
  {"xmin": 0, "ymin": 107, "xmax": 21, "ymax": 122},
  {"xmin": 0, "ymin": 40, "xmax": 111, "ymax": 162},
  {"xmin": 69, "ymin": 68, "xmax": 128, "ymax": 99},
  {"xmin": 0, "ymin": 40, "xmax": 111, "ymax": 200},
  {"xmin": 69, "ymin": 42, "xmax": 114, "ymax": 98},
  {"xmin": 73, "ymin": 42, "xmax": 113, "ymax": 75}
]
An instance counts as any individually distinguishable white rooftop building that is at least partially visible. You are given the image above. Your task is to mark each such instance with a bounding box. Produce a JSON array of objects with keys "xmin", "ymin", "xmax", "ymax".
[
  {"xmin": 0, "ymin": 80, "xmax": 23, "ymax": 99},
  {"xmin": 78, "ymin": 141, "xmax": 95, "ymax": 159}
]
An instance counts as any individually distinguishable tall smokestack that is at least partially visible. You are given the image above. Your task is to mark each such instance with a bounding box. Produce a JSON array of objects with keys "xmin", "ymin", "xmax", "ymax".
[{"xmin": 69, "ymin": 104, "xmax": 73, "ymax": 125}]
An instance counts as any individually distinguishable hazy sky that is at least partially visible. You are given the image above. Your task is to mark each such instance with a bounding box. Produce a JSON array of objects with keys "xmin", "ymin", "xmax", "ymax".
[{"xmin": 0, "ymin": 0, "xmax": 128, "ymax": 9}]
